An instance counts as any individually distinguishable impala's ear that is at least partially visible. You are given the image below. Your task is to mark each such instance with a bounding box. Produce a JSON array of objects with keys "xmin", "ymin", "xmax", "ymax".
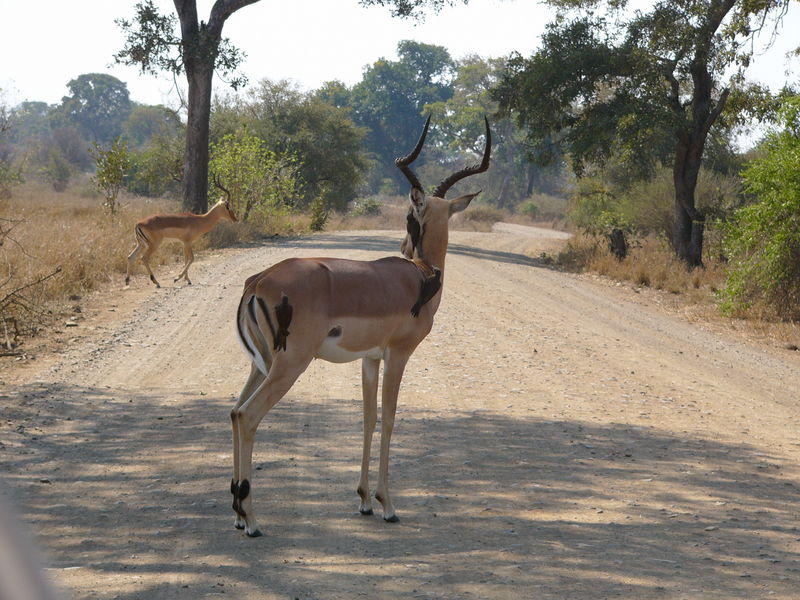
[
  {"xmin": 449, "ymin": 192, "xmax": 480, "ymax": 217},
  {"xmin": 409, "ymin": 187, "xmax": 427, "ymax": 216}
]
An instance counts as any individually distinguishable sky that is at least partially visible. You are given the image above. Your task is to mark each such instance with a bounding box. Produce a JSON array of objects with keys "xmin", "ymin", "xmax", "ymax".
[{"xmin": 1, "ymin": 0, "xmax": 799, "ymax": 109}]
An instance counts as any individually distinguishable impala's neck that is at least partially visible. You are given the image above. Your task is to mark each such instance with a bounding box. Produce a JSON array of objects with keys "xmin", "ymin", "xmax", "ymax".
[
  {"xmin": 419, "ymin": 226, "xmax": 449, "ymax": 275},
  {"xmin": 197, "ymin": 201, "xmax": 227, "ymax": 232}
]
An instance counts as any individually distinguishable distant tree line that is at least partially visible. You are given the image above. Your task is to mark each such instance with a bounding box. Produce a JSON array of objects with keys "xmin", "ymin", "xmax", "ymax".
[{"xmin": 0, "ymin": 41, "xmax": 566, "ymax": 218}]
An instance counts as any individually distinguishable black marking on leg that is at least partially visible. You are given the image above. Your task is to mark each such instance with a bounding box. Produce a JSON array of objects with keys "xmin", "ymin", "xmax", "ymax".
[
  {"xmin": 273, "ymin": 294, "xmax": 292, "ymax": 351},
  {"xmin": 231, "ymin": 480, "xmax": 243, "ymax": 516},
  {"xmin": 238, "ymin": 479, "xmax": 250, "ymax": 502},
  {"xmin": 328, "ymin": 325, "xmax": 342, "ymax": 338},
  {"xmin": 231, "ymin": 479, "xmax": 250, "ymax": 518},
  {"xmin": 411, "ymin": 266, "xmax": 441, "ymax": 317}
]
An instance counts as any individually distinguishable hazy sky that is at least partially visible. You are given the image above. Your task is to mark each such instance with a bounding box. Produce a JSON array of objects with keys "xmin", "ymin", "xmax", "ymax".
[{"xmin": 1, "ymin": 0, "xmax": 798, "ymax": 108}]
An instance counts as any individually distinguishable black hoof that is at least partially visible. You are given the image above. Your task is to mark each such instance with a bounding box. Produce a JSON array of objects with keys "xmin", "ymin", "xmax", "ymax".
[
  {"xmin": 246, "ymin": 528, "xmax": 263, "ymax": 538},
  {"xmin": 384, "ymin": 514, "xmax": 400, "ymax": 523},
  {"xmin": 235, "ymin": 522, "xmax": 245, "ymax": 530},
  {"xmin": 360, "ymin": 508, "xmax": 374, "ymax": 516}
]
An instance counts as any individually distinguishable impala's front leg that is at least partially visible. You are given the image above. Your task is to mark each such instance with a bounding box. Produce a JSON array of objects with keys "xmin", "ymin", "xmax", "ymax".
[
  {"xmin": 375, "ymin": 349, "xmax": 411, "ymax": 522},
  {"xmin": 358, "ymin": 357, "xmax": 380, "ymax": 515},
  {"xmin": 175, "ymin": 242, "xmax": 194, "ymax": 284}
]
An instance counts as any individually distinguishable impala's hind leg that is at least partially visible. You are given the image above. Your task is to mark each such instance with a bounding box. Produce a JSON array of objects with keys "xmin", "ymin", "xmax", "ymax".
[
  {"xmin": 231, "ymin": 353, "xmax": 312, "ymax": 537},
  {"xmin": 139, "ymin": 243, "xmax": 161, "ymax": 287},
  {"xmin": 357, "ymin": 357, "xmax": 380, "ymax": 516},
  {"xmin": 125, "ymin": 242, "xmax": 145, "ymax": 286},
  {"xmin": 231, "ymin": 363, "xmax": 266, "ymax": 530}
]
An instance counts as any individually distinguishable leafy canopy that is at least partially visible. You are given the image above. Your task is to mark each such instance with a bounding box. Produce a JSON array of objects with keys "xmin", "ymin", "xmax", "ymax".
[
  {"xmin": 114, "ymin": 0, "xmax": 249, "ymax": 89},
  {"xmin": 494, "ymin": 0, "xmax": 791, "ymax": 178}
]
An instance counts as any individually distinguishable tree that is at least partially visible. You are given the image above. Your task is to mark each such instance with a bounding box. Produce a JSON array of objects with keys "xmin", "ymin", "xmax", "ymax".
[
  {"xmin": 115, "ymin": 1, "xmax": 464, "ymax": 213},
  {"xmin": 0, "ymin": 91, "xmax": 18, "ymax": 198},
  {"xmin": 349, "ymin": 40, "xmax": 455, "ymax": 192},
  {"xmin": 494, "ymin": 0, "xmax": 791, "ymax": 267},
  {"xmin": 126, "ymin": 128, "xmax": 184, "ymax": 197},
  {"xmin": 115, "ymin": 0, "xmax": 260, "ymax": 214},
  {"xmin": 720, "ymin": 97, "xmax": 800, "ymax": 320},
  {"xmin": 425, "ymin": 55, "xmax": 565, "ymax": 209},
  {"xmin": 122, "ymin": 104, "xmax": 182, "ymax": 148},
  {"xmin": 57, "ymin": 73, "xmax": 132, "ymax": 144},
  {"xmin": 214, "ymin": 79, "xmax": 367, "ymax": 212}
]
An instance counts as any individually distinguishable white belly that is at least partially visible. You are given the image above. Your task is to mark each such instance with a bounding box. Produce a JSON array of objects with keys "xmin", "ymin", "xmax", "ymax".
[{"xmin": 315, "ymin": 336, "xmax": 384, "ymax": 363}]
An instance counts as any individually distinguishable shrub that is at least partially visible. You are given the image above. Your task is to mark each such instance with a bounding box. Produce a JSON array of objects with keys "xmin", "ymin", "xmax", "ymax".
[
  {"xmin": 209, "ymin": 128, "xmax": 299, "ymax": 223},
  {"xmin": 720, "ymin": 99, "xmax": 800, "ymax": 320},
  {"xmin": 519, "ymin": 199, "xmax": 538, "ymax": 219},
  {"xmin": 90, "ymin": 138, "xmax": 131, "ymax": 213}
]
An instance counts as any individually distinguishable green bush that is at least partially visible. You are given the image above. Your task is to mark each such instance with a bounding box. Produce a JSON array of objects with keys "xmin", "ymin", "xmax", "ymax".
[
  {"xmin": 209, "ymin": 128, "xmax": 299, "ymax": 223},
  {"xmin": 720, "ymin": 98, "xmax": 800, "ymax": 319},
  {"xmin": 519, "ymin": 199, "xmax": 539, "ymax": 219}
]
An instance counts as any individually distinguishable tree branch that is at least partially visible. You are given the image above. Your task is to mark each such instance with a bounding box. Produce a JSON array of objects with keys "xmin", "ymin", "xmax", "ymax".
[
  {"xmin": 208, "ymin": 0, "xmax": 262, "ymax": 35},
  {"xmin": 0, "ymin": 267, "xmax": 63, "ymax": 312}
]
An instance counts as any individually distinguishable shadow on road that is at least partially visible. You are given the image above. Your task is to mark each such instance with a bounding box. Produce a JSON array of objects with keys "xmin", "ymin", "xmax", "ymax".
[
  {"xmin": 269, "ymin": 232, "xmax": 558, "ymax": 270},
  {"xmin": 2, "ymin": 381, "xmax": 798, "ymax": 598}
]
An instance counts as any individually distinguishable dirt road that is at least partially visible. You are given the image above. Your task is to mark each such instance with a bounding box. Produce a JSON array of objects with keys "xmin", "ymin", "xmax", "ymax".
[{"xmin": 1, "ymin": 226, "xmax": 799, "ymax": 599}]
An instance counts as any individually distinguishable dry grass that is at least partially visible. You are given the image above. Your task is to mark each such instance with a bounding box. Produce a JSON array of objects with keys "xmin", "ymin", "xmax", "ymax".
[
  {"xmin": 0, "ymin": 183, "xmax": 184, "ymax": 344},
  {"xmin": 558, "ymin": 233, "xmax": 725, "ymax": 295}
]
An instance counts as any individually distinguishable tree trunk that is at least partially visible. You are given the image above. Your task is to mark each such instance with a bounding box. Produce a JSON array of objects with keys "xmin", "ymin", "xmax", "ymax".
[
  {"xmin": 182, "ymin": 64, "xmax": 214, "ymax": 214},
  {"xmin": 672, "ymin": 137, "xmax": 705, "ymax": 268},
  {"xmin": 174, "ymin": 0, "xmax": 262, "ymax": 214}
]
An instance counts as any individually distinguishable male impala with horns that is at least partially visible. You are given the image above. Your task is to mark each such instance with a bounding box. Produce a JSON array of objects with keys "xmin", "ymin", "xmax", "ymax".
[{"xmin": 230, "ymin": 116, "xmax": 491, "ymax": 537}]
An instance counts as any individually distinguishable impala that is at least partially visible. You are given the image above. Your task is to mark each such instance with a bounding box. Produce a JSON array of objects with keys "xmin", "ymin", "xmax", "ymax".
[
  {"xmin": 230, "ymin": 116, "xmax": 490, "ymax": 537},
  {"xmin": 125, "ymin": 178, "xmax": 237, "ymax": 287}
]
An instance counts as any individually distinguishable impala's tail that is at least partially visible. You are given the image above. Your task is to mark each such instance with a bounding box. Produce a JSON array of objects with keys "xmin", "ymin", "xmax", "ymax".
[{"xmin": 236, "ymin": 293, "xmax": 293, "ymax": 375}]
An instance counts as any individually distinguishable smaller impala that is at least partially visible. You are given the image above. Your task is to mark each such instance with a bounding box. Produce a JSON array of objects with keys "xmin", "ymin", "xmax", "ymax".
[
  {"xmin": 125, "ymin": 181, "xmax": 237, "ymax": 287},
  {"xmin": 230, "ymin": 116, "xmax": 490, "ymax": 536}
]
